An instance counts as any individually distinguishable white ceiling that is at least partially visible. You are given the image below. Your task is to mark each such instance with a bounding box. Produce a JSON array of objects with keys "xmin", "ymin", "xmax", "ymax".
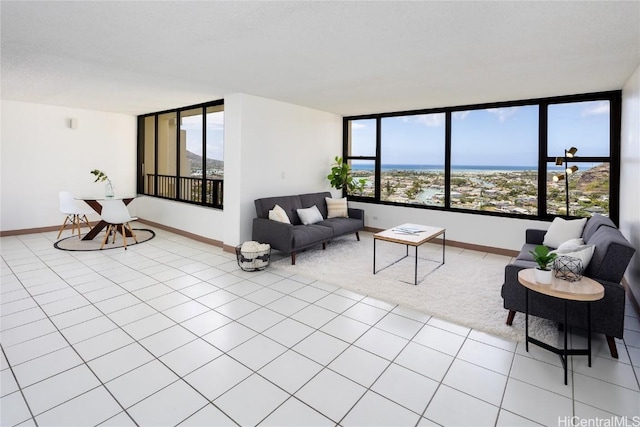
[{"xmin": 1, "ymin": 1, "xmax": 639, "ymax": 117}]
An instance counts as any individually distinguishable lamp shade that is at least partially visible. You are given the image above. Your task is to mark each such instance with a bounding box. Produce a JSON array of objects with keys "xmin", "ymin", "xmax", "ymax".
[
  {"xmin": 555, "ymin": 157, "xmax": 564, "ymax": 166},
  {"xmin": 566, "ymin": 165, "xmax": 579, "ymax": 174},
  {"xmin": 553, "ymin": 174, "xmax": 565, "ymax": 182},
  {"xmin": 566, "ymin": 147, "xmax": 578, "ymax": 157}
]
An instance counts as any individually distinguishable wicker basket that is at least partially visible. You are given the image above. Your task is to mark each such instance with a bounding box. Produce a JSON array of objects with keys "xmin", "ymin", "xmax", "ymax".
[{"xmin": 236, "ymin": 242, "xmax": 271, "ymax": 271}]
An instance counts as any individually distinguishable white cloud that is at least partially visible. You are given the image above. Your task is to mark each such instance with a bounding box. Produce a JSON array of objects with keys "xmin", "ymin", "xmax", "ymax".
[
  {"xmin": 453, "ymin": 111, "xmax": 471, "ymax": 120},
  {"xmin": 486, "ymin": 107, "xmax": 519, "ymax": 122},
  {"xmin": 397, "ymin": 113, "xmax": 445, "ymax": 127},
  {"xmin": 352, "ymin": 122, "xmax": 367, "ymax": 130},
  {"xmin": 582, "ymin": 101, "xmax": 609, "ymax": 117}
]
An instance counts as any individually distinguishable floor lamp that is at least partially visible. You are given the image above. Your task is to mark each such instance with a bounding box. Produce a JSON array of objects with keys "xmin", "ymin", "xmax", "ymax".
[{"xmin": 553, "ymin": 147, "xmax": 578, "ymax": 217}]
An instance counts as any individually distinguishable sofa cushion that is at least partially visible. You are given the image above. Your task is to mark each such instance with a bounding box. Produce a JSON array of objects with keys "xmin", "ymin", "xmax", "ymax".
[
  {"xmin": 297, "ymin": 205, "xmax": 324, "ymax": 225},
  {"xmin": 318, "ymin": 218, "xmax": 363, "ymax": 236},
  {"xmin": 543, "ymin": 217, "xmax": 587, "ymax": 248},
  {"xmin": 582, "ymin": 214, "xmax": 617, "ymax": 242},
  {"xmin": 326, "ymin": 197, "xmax": 348, "ymax": 218},
  {"xmin": 268, "ymin": 204, "xmax": 291, "ymax": 224},
  {"xmin": 292, "ymin": 224, "xmax": 333, "ymax": 248},
  {"xmin": 255, "ymin": 196, "xmax": 303, "ymax": 225},
  {"xmin": 584, "ymin": 226, "xmax": 636, "ymax": 283}
]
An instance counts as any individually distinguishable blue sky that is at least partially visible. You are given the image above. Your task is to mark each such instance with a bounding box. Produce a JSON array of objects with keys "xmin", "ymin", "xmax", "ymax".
[
  {"xmin": 351, "ymin": 100, "xmax": 610, "ymax": 166},
  {"xmin": 182, "ymin": 111, "xmax": 225, "ymax": 161}
]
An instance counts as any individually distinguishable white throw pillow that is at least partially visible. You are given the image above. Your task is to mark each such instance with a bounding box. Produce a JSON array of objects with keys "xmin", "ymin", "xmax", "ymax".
[
  {"xmin": 297, "ymin": 205, "xmax": 324, "ymax": 225},
  {"xmin": 556, "ymin": 237, "xmax": 585, "ymax": 252},
  {"xmin": 326, "ymin": 197, "xmax": 348, "ymax": 218},
  {"xmin": 543, "ymin": 217, "xmax": 587, "ymax": 248},
  {"xmin": 552, "ymin": 244, "xmax": 595, "ymax": 270},
  {"xmin": 268, "ymin": 204, "xmax": 291, "ymax": 224}
]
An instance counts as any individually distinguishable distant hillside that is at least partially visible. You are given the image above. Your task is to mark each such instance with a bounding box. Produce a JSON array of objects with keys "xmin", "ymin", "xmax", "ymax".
[
  {"xmin": 187, "ymin": 150, "xmax": 224, "ymax": 170},
  {"xmin": 575, "ymin": 163, "xmax": 608, "ymax": 192}
]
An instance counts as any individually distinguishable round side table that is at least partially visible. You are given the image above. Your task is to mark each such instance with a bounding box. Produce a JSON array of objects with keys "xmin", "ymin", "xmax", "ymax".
[{"xmin": 517, "ymin": 268, "xmax": 604, "ymax": 385}]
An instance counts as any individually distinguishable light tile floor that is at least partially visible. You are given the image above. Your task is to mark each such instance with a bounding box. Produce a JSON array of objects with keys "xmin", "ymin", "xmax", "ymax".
[{"xmin": 1, "ymin": 225, "xmax": 639, "ymax": 426}]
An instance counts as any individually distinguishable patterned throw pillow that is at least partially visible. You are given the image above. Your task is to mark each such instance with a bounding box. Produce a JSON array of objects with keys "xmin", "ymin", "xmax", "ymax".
[
  {"xmin": 325, "ymin": 197, "xmax": 348, "ymax": 218},
  {"xmin": 268, "ymin": 204, "xmax": 291, "ymax": 224}
]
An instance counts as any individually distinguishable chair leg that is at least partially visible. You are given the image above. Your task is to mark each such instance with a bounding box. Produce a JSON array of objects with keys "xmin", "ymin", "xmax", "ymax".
[
  {"xmin": 100, "ymin": 225, "xmax": 112, "ymax": 249},
  {"xmin": 356, "ymin": 231, "xmax": 360, "ymax": 241},
  {"xmin": 57, "ymin": 215, "xmax": 73, "ymax": 239},
  {"xmin": 121, "ymin": 224, "xmax": 127, "ymax": 250},
  {"xmin": 606, "ymin": 335, "xmax": 619, "ymax": 359},
  {"xmin": 506, "ymin": 310, "xmax": 516, "ymax": 325},
  {"xmin": 291, "ymin": 252, "xmax": 296, "ymax": 265},
  {"xmin": 125, "ymin": 223, "xmax": 138, "ymax": 243},
  {"xmin": 73, "ymin": 214, "xmax": 82, "ymax": 238}
]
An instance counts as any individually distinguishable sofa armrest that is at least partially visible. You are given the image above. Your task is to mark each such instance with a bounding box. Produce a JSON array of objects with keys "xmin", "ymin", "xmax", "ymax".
[
  {"xmin": 252, "ymin": 218, "xmax": 294, "ymax": 253},
  {"xmin": 348, "ymin": 208, "xmax": 364, "ymax": 221},
  {"xmin": 525, "ymin": 229, "xmax": 546, "ymax": 245}
]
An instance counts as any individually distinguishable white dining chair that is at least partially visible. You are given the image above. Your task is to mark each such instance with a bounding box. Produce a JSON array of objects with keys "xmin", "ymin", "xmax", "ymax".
[
  {"xmin": 57, "ymin": 191, "xmax": 94, "ymax": 239},
  {"xmin": 99, "ymin": 199, "xmax": 138, "ymax": 250}
]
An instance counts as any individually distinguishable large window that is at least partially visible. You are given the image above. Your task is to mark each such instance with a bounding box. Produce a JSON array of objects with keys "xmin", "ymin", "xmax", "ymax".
[
  {"xmin": 344, "ymin": 92, "xmax": 620, "ymax": 222},
  {"xmin": 450, "ymin": 106, "xmax": 538, "ymax": 214},
  {"xmin": 546, "ymin": 100, "xmax": 611, "ymax": 217},
  {"xmin": 138, "ymin": 100, "xmax": 224, "ymax": 208}
]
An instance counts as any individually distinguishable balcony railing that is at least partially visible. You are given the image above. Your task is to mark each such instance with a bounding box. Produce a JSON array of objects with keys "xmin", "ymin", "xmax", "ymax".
[{"xmin": 145, "ymin": 174, "xmax": 223, "ymax": 208}]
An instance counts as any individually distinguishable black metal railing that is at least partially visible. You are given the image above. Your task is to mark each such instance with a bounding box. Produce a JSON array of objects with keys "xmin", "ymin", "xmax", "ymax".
[{"xmin": 145, "ymin": 174, "xmax": 223, "ymax": 208}]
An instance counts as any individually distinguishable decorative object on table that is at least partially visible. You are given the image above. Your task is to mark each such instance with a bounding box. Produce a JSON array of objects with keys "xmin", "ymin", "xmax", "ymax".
[
  {"xmin": 236, "ymin": 241, "xmax": 271, "ymax": 271},
  {"xmin": 56, "ymin": 191, "xmax": 94, "ymax": 239},
  {"xmin": 90, "ymin": 169, "xmax": 114, "ymax": 198},
  {"xmin": 552, "ymin": 146, "xmax": 579, "ymax": 217},
  {"xmin": 553, "ymin": 255, "xmax": 584, "ymax": 282},
  {"xmin": 327, "ymin": 156, "xmax": 366, "ymax": 195},
  {"xmin": 529, "ymin": 245, "xmax": 557, "ymax": 284}
]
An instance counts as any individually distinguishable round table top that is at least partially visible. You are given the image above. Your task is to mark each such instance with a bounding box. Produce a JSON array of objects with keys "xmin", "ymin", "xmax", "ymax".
[{"xmin": 518, "ymin": 268, "xmax": 604, "ymax": 302}]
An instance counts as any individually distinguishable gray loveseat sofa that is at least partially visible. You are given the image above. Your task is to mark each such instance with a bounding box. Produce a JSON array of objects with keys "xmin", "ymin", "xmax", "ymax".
[
  {"xmin": 252, "ymin": 191, "xmax": 364, "ymax": 265},
  {"xmin": 501, "ymin": 214, "xmax": 635, "ymax": 358}
]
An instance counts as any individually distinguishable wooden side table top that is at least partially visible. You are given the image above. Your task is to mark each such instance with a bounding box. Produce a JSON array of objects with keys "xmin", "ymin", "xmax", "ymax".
[
  {"xmin": 518, "ymin": 268, "xmax": 604, "ymax": 302},
  {"xmin": 374, "ymin": 223, "xmax": 445, "ymax": 246}
]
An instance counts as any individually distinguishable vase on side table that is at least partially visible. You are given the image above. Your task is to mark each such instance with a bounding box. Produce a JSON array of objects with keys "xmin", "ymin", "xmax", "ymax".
[{"xmin": 534, "ymin": 268, "xmax": 552, "ymax": 285}]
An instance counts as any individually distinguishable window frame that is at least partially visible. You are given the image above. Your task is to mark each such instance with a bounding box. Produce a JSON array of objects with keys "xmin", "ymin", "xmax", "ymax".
[
  {"xmin": 137, "ymin": 99, "xmax": 224, "ymax": 209},
  {"xmin": 343, "ymin": 91, "xmax": 621, "ymax": 224}
]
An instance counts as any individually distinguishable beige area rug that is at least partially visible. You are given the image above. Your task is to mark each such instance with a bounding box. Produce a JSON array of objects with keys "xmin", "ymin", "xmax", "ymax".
[
  {"xmin": 270, "ymin": 232, "xmax": 558, "ymax": 344},
  {"xmin": 54, "ymin": 229, "xmax": 155, "ymax": 251}
]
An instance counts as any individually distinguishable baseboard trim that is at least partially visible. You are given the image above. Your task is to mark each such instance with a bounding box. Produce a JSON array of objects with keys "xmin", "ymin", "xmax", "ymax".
[
  {"xmin": 0, "ymin": 224, "xmax": 90, "ymax": 237},
  {"xmin": 363, "ymin": 226, "xmax": 519, "ymax": 257},
  {"xmin": 135, "ymin": 219, "xmax": 224, "ymax": 249},
  {"xmin": 623, "ymin": 278, "xmax": 640, "ymax": 319}
]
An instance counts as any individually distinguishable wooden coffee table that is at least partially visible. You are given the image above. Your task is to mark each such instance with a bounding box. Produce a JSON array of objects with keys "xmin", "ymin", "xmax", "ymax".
[
  {"xmin": 518, "ymin": 268, "xmax": 604, "ymax": 385},
  {"xmin": 373, "ymin": 223, "xmax": 445, "ymax": 285}
]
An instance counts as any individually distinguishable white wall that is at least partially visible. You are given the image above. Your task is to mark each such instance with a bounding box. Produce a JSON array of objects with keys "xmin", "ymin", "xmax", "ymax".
[
  {"xmin": 0, "ymin": 100, "xmax": 137, "ymax": 231},
  {"xmin": 223, "ymin": 93, "xmax": 343, "ymax": 247},
  {"xmin": 620, "ymin": 64, "xmax": 640, "ymax": 299}
]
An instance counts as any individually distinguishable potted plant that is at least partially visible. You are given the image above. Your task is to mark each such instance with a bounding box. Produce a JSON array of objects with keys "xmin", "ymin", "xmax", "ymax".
[
  {"xmin": 529, "ymin": 245, "xmax": 557, "ymax": 284},
  {"xmin": 90, "ymin": 169, "xmax": 114, "ymax": 198},
  {"xmin": 327, "ymin": 156, "xmax": 366, "ymax": 194}
]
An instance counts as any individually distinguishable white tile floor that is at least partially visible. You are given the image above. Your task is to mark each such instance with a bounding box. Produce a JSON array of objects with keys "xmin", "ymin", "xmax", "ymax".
[{"xmin": 1, "ymin": 225, "xmax": 639, "ymax": 426}]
